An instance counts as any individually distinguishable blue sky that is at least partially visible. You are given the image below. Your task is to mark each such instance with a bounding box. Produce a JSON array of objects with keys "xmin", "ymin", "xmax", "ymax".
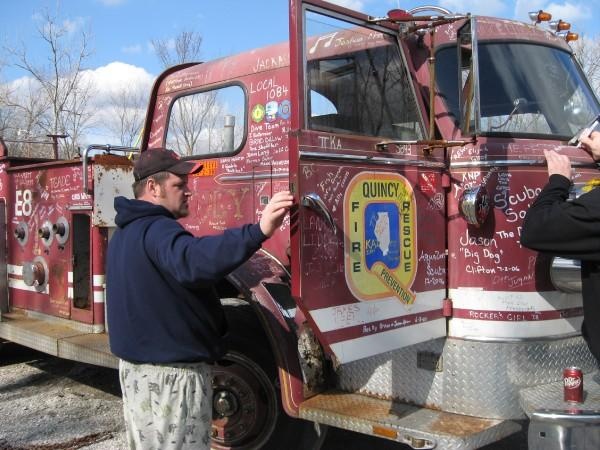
[
  {"xmin": 2, "ymin": 0, "xmax": 600, "ymax": 83},
  {"xmin": 2, "ymin": 0, "xmax": 599, "ymax": 144}
]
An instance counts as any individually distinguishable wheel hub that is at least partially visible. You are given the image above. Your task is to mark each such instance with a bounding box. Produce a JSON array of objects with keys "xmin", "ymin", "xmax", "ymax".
[
  {"xmin": 210, "ymin": 351, "xmax": 278, "ymax": 449},
  {"xmin": 213, "ymin": 389, "xmax": 239, "ymax": 417}
]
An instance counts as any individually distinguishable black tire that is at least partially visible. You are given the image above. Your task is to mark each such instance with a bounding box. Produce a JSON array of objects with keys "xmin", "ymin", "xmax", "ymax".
[{"xmin": 211, "ymin": 300, "xmax": 326, "ymax": 450}]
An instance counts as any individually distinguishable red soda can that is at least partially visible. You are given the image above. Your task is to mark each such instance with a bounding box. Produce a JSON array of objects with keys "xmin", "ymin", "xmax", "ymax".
[{"xmin": 563, "ymin": 366, "xmax": 583, "ymax": 403}]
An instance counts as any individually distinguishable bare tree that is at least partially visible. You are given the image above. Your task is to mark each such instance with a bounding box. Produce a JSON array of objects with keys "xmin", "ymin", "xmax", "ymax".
[
  {"xmin": 571, "ymin": 35, "xmax": 600, "ymax": 94},
  {"xmin": 5, "ymin": 9, "xmax": 94, "ymax": 159},
  {"xmin": 153, "ymin": 29, "xmax": 208, "ymax": 155},
  {"xmin": 166, "ymin": 91, "xmax": 220, "ymax": 156},
  {"xmin": 104, "ymin": 86, "xmax": 148, "ymax": 146},
  {"xmin": 151, "ymin": 30, "xmax": 203, "ymax": 68}
]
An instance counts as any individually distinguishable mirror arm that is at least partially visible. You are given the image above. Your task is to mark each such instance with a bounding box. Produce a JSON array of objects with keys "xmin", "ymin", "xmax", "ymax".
[{"xmin": 428, "ymin": 27, "xmax": 437, "ymax": 141}]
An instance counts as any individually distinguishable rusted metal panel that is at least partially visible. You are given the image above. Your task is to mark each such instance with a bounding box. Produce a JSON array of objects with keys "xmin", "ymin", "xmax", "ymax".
[
  {"xmin": 300, "ymin": 391, "xmax": 521, "ymax": 449},
  {"xmin": 92, "ymin": 163, "xmax": 133, "ymax": 227}
]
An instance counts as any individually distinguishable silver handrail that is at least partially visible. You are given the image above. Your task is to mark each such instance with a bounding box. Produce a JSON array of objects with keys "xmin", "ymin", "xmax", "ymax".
[
  {"xmin": 408, "ymin": 6, "xmax": 453, "ymax": 15},
  {"xmin": 81, "ymin": 145, "xmax": 139, "ymax": 194}
]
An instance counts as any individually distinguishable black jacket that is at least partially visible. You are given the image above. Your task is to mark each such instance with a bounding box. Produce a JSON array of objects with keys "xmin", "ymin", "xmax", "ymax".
[
  {"xmin": 521, "ymin": 174, "xmax": 600, "ymax": 362},
  {"xmin": 106, "ymin": 196, "xmax": 266, "ymax": 363}
]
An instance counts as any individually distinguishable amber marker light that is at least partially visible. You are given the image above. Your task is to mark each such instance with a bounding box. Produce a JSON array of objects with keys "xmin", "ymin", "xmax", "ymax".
[
  {"xmin": 550, "ymin": 20, "xmax": 571, "ymax": 32},
  {"xmin": 387, "ymin": 9, "xmax": 413, "ymax": 21},
  {"xmin": 558, "ymin": 31, "xmax": 579, "ymax": 42},
  {"xmin": 529, "ymin": 10, "xmax": 552, "ymax": 24}
]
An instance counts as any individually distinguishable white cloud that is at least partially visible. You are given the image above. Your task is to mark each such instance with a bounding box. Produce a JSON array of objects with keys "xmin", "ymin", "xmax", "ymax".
[
  {"xmin": 121, "ymin": 44, "xmax": 142, "ymax": 54},
  {"xmin": 62, "ymin": 17, "xmax": 86, "ymax": 34},
  {"xmin": 81, "ymin": 61, "xmax": 154, "ymax": 107},
  {"xmin": 2, "ymin": 62, "xmax": 154, "ymax": 145},
  {"xmin": 81, "ymin": 62, "xmax": 154, "ymax": 145},
  {"xmin": 439, "ymin": 0, "xmax": 507, "ymax": 16},
  {"xmin": 5, "ymin": 75, "xmax": 41, "ymax": 97},
  {"xmin": 514, "ymin": 1, "xmax": 589, "ymax": 23},
  {"xmin": 545, "ymin": 2, "xmax": 590, "ymax": 23}
]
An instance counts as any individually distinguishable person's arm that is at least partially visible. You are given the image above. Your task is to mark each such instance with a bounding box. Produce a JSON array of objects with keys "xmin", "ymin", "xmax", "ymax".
[
  {"xmin": 521, "ymin": 150, "xmax": 600, "ymax": 260},
  {"xmin": 146, "ymin": 191, "xmax": 293, "ymax": 286}
]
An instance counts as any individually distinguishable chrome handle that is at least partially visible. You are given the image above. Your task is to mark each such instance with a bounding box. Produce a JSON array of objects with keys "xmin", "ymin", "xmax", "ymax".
[{"xmin": 301, "ymin": 193, "xmax": 336, "ymax": 234}]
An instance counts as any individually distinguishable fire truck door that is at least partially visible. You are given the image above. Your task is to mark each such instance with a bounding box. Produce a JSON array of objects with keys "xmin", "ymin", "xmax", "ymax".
[{"xmin": 289, "ymin": 1, "xmax": 447, "ymax": 364}]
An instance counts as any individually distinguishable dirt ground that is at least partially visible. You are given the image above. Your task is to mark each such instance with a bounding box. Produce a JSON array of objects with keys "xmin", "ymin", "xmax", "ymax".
[{"xmin": 0, "ymin": 342, "xmax": 524, "ymax": 450}]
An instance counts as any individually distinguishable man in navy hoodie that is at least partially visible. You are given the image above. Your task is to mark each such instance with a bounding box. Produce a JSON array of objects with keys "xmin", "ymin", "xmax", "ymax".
[
  {"xmin": 106, "ymin": 148, "xmax": 293, "ymax": 449},
  {"xmin": 521, "ymin": 131, "xmax": 600, "ymax": 364}
]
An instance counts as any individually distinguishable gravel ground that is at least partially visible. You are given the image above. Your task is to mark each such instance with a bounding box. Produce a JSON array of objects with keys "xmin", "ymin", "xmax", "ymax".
[
  {"xmin": 0, "ymin": 342, "xmax": 525, "ymax": 450},
  {"xmin": 0, "ymin": 342, "xmax": 127, "ymax": 450}
]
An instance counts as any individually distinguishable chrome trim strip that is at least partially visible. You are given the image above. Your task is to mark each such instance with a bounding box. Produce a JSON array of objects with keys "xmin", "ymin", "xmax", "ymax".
[
  {"xmin": 451, "ymin": 331, "xmax": 581, "ymax": 343},
  {"xmin": 450, "ymin": 159, "xmax": 597, "ymax": 169},
  {"xmin": 531, "ymin": 410, "xmax": 600, "ymax": 424},
  {"xmin": 299, "ymin": 151, "xmax": 446, "ymax": 168},
  {"xmin": 217, "ymin": 172, "xmax": 289, "ymax": 182}
]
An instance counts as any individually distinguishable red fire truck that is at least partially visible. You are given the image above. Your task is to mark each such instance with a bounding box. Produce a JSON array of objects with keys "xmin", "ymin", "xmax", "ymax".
[{"xmin": 1, "ymin": 1, "xmax": 599, "ymax": 448}]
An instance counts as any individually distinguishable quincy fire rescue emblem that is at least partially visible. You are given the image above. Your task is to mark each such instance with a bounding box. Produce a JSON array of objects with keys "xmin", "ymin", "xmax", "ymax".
[{"xmin": 344, "ymin": 172, "xmax": 417, "ymax": 304}]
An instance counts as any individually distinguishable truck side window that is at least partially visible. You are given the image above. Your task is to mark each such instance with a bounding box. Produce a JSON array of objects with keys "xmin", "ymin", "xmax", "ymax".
[
  {"xmin": 165, "ymin": 85, "xmax": 245, "ymax": 157},
  {"xmin": 305, "ymin": 11, "xmax": 423, "ymax": 141}
]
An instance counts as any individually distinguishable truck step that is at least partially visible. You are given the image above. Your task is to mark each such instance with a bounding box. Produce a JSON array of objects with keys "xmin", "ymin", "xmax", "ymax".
[
  {"xmin": 299, "ymin": 390, "xmax": 520, "ymax": 449},
  {"xmin": 0, "ymin": 311, "xmax": 116, "ymax": 369}
]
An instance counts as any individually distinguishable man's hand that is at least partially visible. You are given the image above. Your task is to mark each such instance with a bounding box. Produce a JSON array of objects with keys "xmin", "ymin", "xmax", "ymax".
[
  {"xmin": 580, "ymin": 131, "xmax": 600, "ymax": 161},
  {"xmin": 544, "ymin": 149, "xmax": 571, "ymax": 180},
  {"xmin": 259, "ymin": 191, "xmax": 294, "ymax": 237}
]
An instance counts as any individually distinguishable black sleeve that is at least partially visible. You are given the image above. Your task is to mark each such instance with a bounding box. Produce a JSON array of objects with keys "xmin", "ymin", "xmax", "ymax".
[{"xmin": 521, "ymin": 174, "xmax": 600, "ymax": 261}]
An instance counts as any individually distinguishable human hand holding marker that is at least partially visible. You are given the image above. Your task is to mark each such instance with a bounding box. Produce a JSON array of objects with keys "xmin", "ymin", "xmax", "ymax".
[{"xmin": 580, "ymin": 131, "xmax": 600, "ymax": 161}]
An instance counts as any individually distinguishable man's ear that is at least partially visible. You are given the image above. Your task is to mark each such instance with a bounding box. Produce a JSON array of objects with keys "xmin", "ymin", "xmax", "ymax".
[{"xmin": 146, "ymin": 177, "xmax": 161, "ymax": 198}]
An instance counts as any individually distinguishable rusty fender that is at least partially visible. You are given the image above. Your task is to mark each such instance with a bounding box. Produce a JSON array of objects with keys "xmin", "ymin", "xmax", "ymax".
[{"xmin": 227, "ymin": 250, "xmax": 307, "ymax": 418}]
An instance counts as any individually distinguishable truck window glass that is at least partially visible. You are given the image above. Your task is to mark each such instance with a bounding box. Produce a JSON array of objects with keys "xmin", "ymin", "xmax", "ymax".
[
  {"xmin": 436, "ymin": 42, "xmax": 600, "ymax": 138},
  {"xmin": 165, "ymin": 85, "xmax": 245, "ymax": 157},
  {"xmin": 305, "ymin": 11, "xmax": 423, "ymax": 140}
]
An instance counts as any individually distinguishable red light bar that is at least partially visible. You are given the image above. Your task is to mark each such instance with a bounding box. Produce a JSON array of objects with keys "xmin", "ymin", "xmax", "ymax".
[{"xmin": 387, "ymin": 9, "xmax": 413, "ymax": 21}]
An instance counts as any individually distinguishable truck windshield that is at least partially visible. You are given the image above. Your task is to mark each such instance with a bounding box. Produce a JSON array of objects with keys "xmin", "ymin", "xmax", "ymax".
[{"xmin": 436, "ymin": 42, "xmax": 600, "ymax": 138}]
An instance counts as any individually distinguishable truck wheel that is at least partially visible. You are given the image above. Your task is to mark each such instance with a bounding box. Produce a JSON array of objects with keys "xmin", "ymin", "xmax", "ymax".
[{"xmin": 211, "ymin": 302, "xmax": 326, "ymax": 450}]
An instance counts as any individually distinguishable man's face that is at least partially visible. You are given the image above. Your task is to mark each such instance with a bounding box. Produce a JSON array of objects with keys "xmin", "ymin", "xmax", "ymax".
[{"xmin": 155, "ymin": 173, "xmax": 191, "ymax": 218}]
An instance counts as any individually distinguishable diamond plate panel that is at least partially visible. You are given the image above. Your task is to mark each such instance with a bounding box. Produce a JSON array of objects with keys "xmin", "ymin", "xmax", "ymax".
[
  {"xmin": 300, "ymin": 391, "xmax": 521, "ymax": 450},
  {"xmin": 520, "ymin": 370, "xmax": 600, "ymax": 415},
  {"xmin": 336, "ymin": 336, "xmax": 597, "ymax": 419}
]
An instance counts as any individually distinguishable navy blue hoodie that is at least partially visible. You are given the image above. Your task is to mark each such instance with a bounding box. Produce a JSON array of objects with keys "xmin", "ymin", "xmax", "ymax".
[
  {"xmin": 521, "ymin": 174, "xmax": 600, "ymax": 363},
  {"xmin": 106, "ymin": 196, "xmax": 267, "ymax": 363}
]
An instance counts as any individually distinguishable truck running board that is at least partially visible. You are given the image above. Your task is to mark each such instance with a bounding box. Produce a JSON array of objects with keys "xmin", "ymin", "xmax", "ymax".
[
  {"xmin": 299, "ymin": 391, "xmax": 520, "ymax": 450},
  {"xmin": 0, "ymin": 311, "xmax": 116, "ymax": 369}
]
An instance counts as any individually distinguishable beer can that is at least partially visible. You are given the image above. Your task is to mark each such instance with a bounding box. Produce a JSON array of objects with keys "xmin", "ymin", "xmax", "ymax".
[{"xmin": 563, "ymin": 366, "xmax": 583, "ymax": 403}]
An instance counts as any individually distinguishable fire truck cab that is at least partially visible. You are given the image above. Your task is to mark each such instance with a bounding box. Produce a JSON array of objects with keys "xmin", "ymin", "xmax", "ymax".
[{"xmin": 2, "ymin": 1, "xmax": 600, "ymax": 448}]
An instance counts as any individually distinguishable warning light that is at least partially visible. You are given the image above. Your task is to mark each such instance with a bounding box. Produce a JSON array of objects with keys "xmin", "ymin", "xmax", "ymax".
[
  {"xmin": 387, "ymin": 9, "xmax": 413, "ymax": 21},
  {"xmin": 529, "ymin": 10, "xmax": 552, "ymax": 24},
  {"xmin": 557, "ymin": 31, "xmax": 579, "ymax": 42},
  {"xmin": 550, "ymin": 20, "xmax": 571, "ymax": 32}
]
